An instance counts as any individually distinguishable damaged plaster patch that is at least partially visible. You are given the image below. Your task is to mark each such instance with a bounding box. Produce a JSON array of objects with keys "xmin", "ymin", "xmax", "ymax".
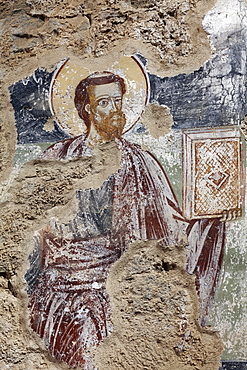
[
  {"xmin": 0, "ymin": 0, "xmax": 216, "ymax": 75},
  {"xmin": 0, "ymin": 140, "xmax": 121, "ymax": 277},
  {"xmin": 85, "ymin": 0, "xmax": 217, "ymax": 75},
  {"xmin": 141, "ymin": 103, "xmax": 174, "ymax": 139},
  {"xmin": 0, "ymin": 82, "xmax": 16, "ymax": 183},
  {"xmin": 0, "ymin": 286, "xmax": 56, "ymax": 370},
  {"xmin": 0, "ymin": 11, "xmax": 91, "ymax": 67},
  {"xmin": 95, "ymin": 239, "xmax": 223, "ymax": 370},
  {"xmin": 26, "ymin": 0, "xmax": 80, "ymax": 18},
  {"xmin": 0, "ymin": 0, "xmax": 29, "ymax": 19}
]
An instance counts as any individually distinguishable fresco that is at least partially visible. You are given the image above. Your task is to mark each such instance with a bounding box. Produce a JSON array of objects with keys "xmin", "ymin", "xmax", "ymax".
[
  {"xmin": 5, "ymin": 54, "xmax": 240, "ymax": 368},
  {"xmin": 7, "ymin": 5, "xmax": 247, "ymax": 361}
]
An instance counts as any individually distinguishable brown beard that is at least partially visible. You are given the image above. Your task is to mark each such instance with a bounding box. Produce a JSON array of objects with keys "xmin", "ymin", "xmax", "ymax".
[{"xmin": 91, "ymin": 111, "xmax": 126, "ymax": 141}]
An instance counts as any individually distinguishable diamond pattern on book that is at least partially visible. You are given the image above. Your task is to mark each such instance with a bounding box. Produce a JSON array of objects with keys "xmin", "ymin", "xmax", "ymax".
[{"xmin": 193, "ymin": 139, "xmax": 240, "ymax": 216}]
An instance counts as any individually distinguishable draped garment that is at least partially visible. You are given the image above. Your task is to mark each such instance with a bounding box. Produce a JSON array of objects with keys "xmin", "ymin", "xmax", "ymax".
[{"xmin": 27, "ymin": 136, "xmax": 225, "ymax": 368}]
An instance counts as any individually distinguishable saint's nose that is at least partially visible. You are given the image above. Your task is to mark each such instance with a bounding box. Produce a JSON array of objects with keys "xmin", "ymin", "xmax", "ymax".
[{"xmin": 110, "ymin": 98, "xmax": 118, "ymax": 112}]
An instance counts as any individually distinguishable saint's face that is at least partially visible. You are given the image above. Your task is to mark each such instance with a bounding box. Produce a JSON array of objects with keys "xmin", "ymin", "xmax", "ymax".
[{"xmin": 86, "ymin": 82, "xmax": 126, "ymax": 141}]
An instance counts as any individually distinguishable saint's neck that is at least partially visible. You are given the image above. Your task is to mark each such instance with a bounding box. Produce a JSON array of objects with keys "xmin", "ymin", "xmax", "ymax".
[{"xmin": 86, "ymin": 125, "xmax": 105, "ymax": 147}]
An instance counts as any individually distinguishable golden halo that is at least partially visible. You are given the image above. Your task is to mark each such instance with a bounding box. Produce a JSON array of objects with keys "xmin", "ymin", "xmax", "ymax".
[{"xmin": 50, "ymin": 55, "xmax": 149, "ymax": 137}]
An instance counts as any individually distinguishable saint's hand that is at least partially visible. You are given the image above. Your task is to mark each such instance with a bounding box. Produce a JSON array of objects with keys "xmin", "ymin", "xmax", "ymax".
[{"xmin": 220, "ymin": 209, "xmax": 242, "ymax": 222}]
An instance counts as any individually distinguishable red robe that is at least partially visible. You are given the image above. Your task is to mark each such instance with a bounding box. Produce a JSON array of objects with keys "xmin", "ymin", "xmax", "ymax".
[{"xmin": 28, "ymin": 136, "xmax": 225, "ymax": 367}]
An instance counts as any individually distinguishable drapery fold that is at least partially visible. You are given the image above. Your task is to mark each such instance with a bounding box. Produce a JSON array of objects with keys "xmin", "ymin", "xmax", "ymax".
[{"xmin": 27, "ymin": 136, "xmax": 225, "ymax": 367}]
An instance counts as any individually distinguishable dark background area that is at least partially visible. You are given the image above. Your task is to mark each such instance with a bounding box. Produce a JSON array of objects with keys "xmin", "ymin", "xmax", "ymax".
[
  {"xmin": 9, "ymin": 67, "xmax": 70, "ymax": 144},
  {"xmin": 220, "ymin": 361, "xmax": 247, "ymax": 369}
]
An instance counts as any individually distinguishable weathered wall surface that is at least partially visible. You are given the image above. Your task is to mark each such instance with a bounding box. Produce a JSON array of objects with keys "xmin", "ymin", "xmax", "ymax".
[
  {"xmin": 1, "ymin": 0, "xmax": 246, "ymax": 369},
  {"xmin": 95, "ymin": 240, "xmax": 222, "ymax": 370}
]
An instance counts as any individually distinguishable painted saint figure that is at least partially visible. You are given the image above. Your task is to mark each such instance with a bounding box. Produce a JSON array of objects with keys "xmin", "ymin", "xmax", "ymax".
[{"xmin": 26, "ymin": 71, "xmax": 225, "ymax": 368}]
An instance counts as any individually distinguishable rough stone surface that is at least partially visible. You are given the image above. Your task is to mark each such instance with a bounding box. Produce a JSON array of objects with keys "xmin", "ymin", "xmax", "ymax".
[
  {"xmin": 96, "ymin": 240, "xmax": 223, "ymax": 370},
  {"xmin": 0, "ymin": 0, "xmax": 216, "ymax": 74}
]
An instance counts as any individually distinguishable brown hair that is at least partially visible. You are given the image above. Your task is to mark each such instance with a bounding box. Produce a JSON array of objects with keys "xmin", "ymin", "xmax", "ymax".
[{"xmin": 74, "ymin": 72, "xmax": 126, "ymax": 135}]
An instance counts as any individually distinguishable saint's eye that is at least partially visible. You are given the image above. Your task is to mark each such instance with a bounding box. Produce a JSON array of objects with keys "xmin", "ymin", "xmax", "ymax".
[{"xmin": 98, "ymin": 99, "xmax": 109, "ymax": 107}]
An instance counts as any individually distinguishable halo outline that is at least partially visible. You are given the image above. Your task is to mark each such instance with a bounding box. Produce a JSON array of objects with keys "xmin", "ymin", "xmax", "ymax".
[{"xmin": 49, "ymin": 55, "xmax": 149, "ymax": 137}]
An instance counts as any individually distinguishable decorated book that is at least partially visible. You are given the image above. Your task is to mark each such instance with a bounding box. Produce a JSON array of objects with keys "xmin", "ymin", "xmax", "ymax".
[{"xmin": 182, "ymin": 127, "xmax": 245, "ymax": 219}]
